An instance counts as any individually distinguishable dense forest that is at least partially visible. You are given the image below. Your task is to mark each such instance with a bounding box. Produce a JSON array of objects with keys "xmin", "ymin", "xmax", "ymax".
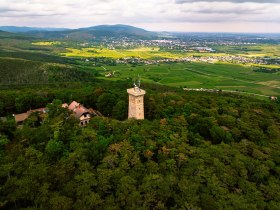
[{"xmin": 1, "ymin": 81, "xmax": 280, "ymax": 209}]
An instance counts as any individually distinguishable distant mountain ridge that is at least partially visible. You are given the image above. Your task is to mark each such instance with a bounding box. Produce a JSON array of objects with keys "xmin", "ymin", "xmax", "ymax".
[
  {"xmin": 0, "ymin": 26, "xmax": 69, "ymax": 33},
  {"xmin": 76, "ymin": 24, "xmax": 157, "ymax": 39},
  {"xmin": 0, "ymin": 24, "xmax": 158, "ymax": 40}
]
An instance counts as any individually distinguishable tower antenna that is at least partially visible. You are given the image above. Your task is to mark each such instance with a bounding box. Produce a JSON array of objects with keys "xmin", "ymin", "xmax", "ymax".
[
  {"xmin": 133, "ymin": 77, "xmax": 136, "ymax": 87},
  {"xmin": 138, "ymin": 74, "xmax": 141, "ymax": 88}
]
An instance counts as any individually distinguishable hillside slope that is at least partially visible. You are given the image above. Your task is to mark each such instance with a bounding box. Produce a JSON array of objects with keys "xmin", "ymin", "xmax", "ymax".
[{"xmin": 0, "ymin": 57, "xmax": 96, "ymax": 85}]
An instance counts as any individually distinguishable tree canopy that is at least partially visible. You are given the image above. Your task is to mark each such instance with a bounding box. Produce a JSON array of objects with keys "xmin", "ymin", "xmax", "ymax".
[{"xmin": 0, "ymin": 82, "xmax": 280, "ymax": 209}]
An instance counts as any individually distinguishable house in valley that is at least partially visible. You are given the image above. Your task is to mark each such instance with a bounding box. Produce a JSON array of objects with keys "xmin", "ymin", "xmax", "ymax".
[
  {"xmin": 63, "ymin": 101, "xmax": 103, "ymax": 126},
  {"xmin": 63, "ymin": 101, "xmax": 91, "ymax": 126},
  {"xmin": 13, "ymin": 101, "xmax": 103, "ymax": 127}
]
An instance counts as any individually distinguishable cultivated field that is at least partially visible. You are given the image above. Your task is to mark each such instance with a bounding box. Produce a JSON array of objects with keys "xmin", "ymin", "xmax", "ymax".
[
  {"xmin": 61, "ymin": 47, "xmax": 227, "ymax": 59},
  {"xmin": 60, "ymin": 44, "xmax": 280, "ymax": 60},
  {"xmin": 32, "ymin": 41, "xmax": 62, "ymax": 46},
  {"xmin": 95, "ymin": 62, "xmax": 280, "ymax": 96},
  {"xmin": 213, "ymin": 44, "xmax": 280, "ymax": 58}
]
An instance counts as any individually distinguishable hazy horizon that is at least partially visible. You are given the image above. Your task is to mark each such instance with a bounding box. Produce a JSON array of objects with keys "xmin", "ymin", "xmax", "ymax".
[
  {"xmin": 2, "ymin": 24, "xmax": 280, "ymax": 34},
  {"xmin": 1, "ymin": 0, "xmax": 280, "ymax": 33}
]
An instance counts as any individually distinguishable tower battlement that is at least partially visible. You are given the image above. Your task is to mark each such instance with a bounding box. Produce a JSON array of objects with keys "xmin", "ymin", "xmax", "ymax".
[{"xmin": 127, "ymin": 87, "xmax": 146, "ymax": 96}]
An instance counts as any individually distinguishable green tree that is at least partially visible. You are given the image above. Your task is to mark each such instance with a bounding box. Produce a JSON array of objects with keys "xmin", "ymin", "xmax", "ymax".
[
  {"xmin": 46, "ymin": 99, "xmax": 66, "ymax": 119},
  {"xmin": 112, "ymin": 100, "xmax": 127, "ymax": 120},
  {"xmin": 210, "ymin": 125, "xmax": 233, "ymax": 144},
  {"xmin": 45, "ymin": 139, "xmax": 65, "ymax": 161},
  {"xmin": 97, "ymin": 93, "xmax": 117, "ymax": 117},
  {"xmin": 0, "ymin": 135, "xmax": 9, "ymax": 152}
]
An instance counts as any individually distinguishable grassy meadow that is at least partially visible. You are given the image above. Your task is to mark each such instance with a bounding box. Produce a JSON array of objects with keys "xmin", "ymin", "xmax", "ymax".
[
  {"xmin": 213, "ymin": 44, "xmax": 280, "ymax": 58},
  {"xmin": 95, "ymin": 62, "xmax": 280, "ymax": 96}
]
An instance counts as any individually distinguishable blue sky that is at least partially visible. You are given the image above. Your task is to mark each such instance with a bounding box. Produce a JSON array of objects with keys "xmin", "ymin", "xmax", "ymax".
[{"xmin": 0, "ymin": 0, "xmax": 280, "ymax": 32}]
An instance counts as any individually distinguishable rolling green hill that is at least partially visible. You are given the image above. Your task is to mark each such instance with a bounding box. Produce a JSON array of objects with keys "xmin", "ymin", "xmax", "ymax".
[
  {"xmin": 0, "ymin": 57, "xmax": 96, "ymax": 86},
  {"xmin": 0, "ymin": 30, "xmax": 32, "ymax": 40},
  {"xmin": 26, "ymin": 24, "xmax": 158, "ymax": 40},
  {"xmin": 0, "ymin": 30, "xmax": 14, "ymax": 37}
]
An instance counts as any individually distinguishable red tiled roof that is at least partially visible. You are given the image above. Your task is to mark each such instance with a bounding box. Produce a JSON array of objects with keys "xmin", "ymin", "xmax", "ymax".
[
  {"xmin": 68, "ymin": 101, "xmax": 79, "ymax": 110},
  {"xmin": 14, "ymin": 113, "xmax": 29, "ymax": 123},
  {"xmin": 67, "ymin": 101, "xmax": 90, "ymax": 119},
  {"xmin": 73, "ymin": 106, "xmax": 90, "ymax": 118}
]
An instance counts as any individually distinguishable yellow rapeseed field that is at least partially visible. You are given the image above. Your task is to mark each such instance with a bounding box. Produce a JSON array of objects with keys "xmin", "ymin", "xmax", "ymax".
[
  {"xmin": 61, "ymin": 47, "xmax": 193, "ymax": 59},
  {"xmin": 32, "ymin": 41, "xmax": 62, "ymax": 46}
]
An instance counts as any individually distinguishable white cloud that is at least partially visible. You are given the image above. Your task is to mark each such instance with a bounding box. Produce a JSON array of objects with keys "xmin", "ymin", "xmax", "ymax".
[
  {"xmin": 175, "ymin": 0, "xmax": 280, "ymax": 3},
  {"xmin": 0, "ymin": 0, "xmax": 279, "ymax": 32}
]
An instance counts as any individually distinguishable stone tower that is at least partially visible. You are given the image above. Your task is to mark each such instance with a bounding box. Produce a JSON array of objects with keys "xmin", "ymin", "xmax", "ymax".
[{"xmin": 127, "ymin": 86, "xmax": 146, "ymax": 120}]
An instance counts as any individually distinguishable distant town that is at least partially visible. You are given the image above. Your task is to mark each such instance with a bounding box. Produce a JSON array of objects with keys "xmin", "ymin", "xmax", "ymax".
[{"xmin": 79, "ymin": 37, "xmax": 280, "ymax": 66}]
